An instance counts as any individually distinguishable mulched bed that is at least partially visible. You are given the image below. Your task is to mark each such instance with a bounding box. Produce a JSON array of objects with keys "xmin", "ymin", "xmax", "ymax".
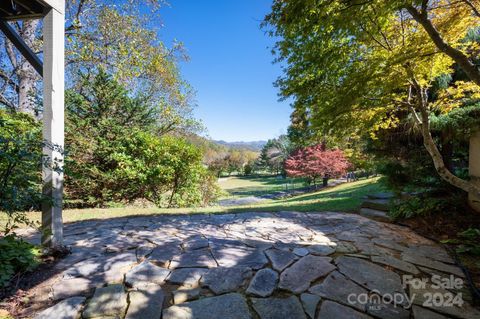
[
  {"xmin": 400, "ymin": 207, "xmax": 480, "ymax": 304},
  {"xmin": 0, "ymin": 249, "xmax": 69, "ymax": 317}
]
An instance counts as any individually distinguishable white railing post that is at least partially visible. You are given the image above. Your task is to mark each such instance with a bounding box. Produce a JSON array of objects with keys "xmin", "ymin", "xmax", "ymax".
[{"xmin": 41, "ymin": 5, "xmax": 65, "ymax": 248}]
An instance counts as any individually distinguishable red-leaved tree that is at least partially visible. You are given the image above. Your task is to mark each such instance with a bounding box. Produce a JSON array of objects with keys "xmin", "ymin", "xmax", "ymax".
[{"xmin": 285, "ymin": 144, "xmax": 350, "ymax": 186}]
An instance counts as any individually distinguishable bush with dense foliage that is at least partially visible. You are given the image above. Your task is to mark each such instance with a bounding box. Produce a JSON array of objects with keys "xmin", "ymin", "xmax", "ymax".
[
  {"xmin": 108, "ymin": 131, "xmax": 221, "ymax": 207},
  {"xmin": 0, "ymin": 235, "xmax": 40, "ymax": 288},
  {"xmin": 0, "ymin": 111, "xmax": 42, "ymax": 288},
  {"xmin": 0, "ymin": 111, "xmax": 43, "ymax": 232},
  {"xmin": 65, "ymin": 71, "xmax": 220, "ymax": 207}
]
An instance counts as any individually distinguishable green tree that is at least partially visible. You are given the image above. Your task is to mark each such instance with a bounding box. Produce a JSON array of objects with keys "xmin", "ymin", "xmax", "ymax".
[
  {"xmin": 265, "ymin": 0, "xmax": 480, "ymax": 203},
  {"xmin": 257, "ymin": 135, "xmax": 291, "ymax": 175},
  {"xmin": 65, "ymin": 71, "xmax": 218, "ymax": 207}
]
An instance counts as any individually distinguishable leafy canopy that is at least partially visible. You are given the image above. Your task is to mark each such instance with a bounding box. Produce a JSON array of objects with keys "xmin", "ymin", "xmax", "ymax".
[{"xmin": 265, "ymin": 0, "xmax": 479, "ymax": 138}]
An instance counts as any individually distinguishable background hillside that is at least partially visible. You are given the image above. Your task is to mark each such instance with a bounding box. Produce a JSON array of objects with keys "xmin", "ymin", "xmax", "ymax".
[{"xmin": 214, "ymin": 140, "xmax": 267, "ymax": 151}]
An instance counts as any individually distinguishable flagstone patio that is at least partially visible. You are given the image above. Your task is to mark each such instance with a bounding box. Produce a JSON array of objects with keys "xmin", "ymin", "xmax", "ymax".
[{"xmin": 27, "ymin": 211, "xmax": 480, "ymax": 319}]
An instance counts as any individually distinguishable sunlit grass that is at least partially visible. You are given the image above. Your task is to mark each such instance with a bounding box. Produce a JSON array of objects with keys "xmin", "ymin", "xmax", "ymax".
[
  {"xmin": 229, "ymin": 177, "xmax": 386, "ymax": 212},
  {"xmin": 218, "ymin": 175, "xmax": 307, "ymax": 198}
]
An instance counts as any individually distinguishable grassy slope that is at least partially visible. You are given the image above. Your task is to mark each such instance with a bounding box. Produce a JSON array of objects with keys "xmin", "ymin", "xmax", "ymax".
[
  {"xmin": 1, "ymin": 177, "xmax": 385, "ymax": 227},
  {"xmin": 218, "ymin": 175, "xmax": 307, "ymax": 198},
  {"xmin": 228, "ymin": 177, "xmax": 386, "ymax": 213}
]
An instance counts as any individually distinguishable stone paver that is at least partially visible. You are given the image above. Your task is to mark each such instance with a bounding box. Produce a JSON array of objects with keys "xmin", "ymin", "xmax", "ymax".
[
  {"xmin": 169, "ymin": 248, "xmax": 217, "ymax": 269},
  {"xmin": 409, "ymin": 282, "xmax": 480, "ymax": 319},
  {"xmin": 265, "ymin": 248, "xmax": 297, "ymax": 272},
  {"xmin": 211, "ymin": 246, "xmax": 268, "ymax": 269},
  {"xmin": 52, "ymin": 277, "xmax": 97, "ymax": 300},
  {"xmin": 125, "ymin": 261, "xmax": 170, "ymax": 287},
  {"xmin": 173, "ymin": 287, "xmax": 200, "ymax": 304},
  {"xmin": 201, "ymin": 266, "xmax": 252, "ymax": 294},
  {"xmin": 135, "ymin": 244, "xmax": 155, "ymax": 261},
  {"xmin": 251, "ymin": 296, "xmax": 306, "ymax": 319},
  {"xmin": 34, "ymin": 297, "xmax": 85, "ymax": 319},
  {"xmin": 63, "ymin": 252, "xmax": 137, "ymax": 280},
  {"xmin": 371, "ymin": 255, "xmax": 420, "ymax": 274},
  {"xmin": 24, "ymin": 212, "xmax": 479, "ymax": 319},
  {"xmin": 336, "ymin": 256, "xmax": 405, "ymax": 297},
  {"xmin": 279, "ymin": 255, "xmax": 335, "ymax": 293},
  {"xmin": 372, "ymin": 238, "xmax": 408, "ymax": 252},
  {"xmin": 182, "ymin": 235, "xmax": 209, "ymax": 251},
  {"xmin": 334, "ymin": 241, "xmax": 357, "ymax": 253},
  {"xmin": 125, "ymin": 285, "xmax": 164, "ymax": 319},
  {"xmin": 403, "ymin": 245, "xmax": 454, "ymax": 263},
  {"xmin": 163, "ymin": 293, "xmax": 252, "ymax": 319},
  {"xmin": 149, "ymin": 244, "xmax": 182, "ymax": 267},
  {"xmin": 293, "ymin": 247, "xmax": 310, "ymax": 256},
  {"xmin": 359, "ymin": 208, "xmax": 391, "ymax": 222},
  {"xmin": 82, "ymin": 284, "xmax": 128, "ymax": 318},
  {"xmin": 309, "ymin": 271, "xmax": 367, "ymax": 311},
  {"xmin": 412, "ymin": 305, "xmax": 449, "ymax": 319},
  {"xmin": 300, "ymin": 293, "xmax": 321, "ymax": 319},
  {"xmin": 246, "ymin": 268, "xmax": 278, "ymax": 297},
  {"xmin": 167, "ymin": 268, "xmax": 208, "ymax": 287},
  {"xmin": 366, "ymin": 302, "xmax": 410, "ymax": 319},
  {"xmin": 401, "ymin": 251, "xmax": 464, "ymax": 277},
  {"xmin": 307, "ymin": 244, "xmax": 335, "ymax": 256}
]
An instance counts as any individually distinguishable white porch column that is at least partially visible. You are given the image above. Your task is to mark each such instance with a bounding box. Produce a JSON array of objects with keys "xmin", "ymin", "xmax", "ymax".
[
  {"xmin": 469, "ymin": 131, "xmax": 480, "ymax": 213},
  {"xmin": 41, "ymin": 5, "xmax": 65, "ymax": 247}
]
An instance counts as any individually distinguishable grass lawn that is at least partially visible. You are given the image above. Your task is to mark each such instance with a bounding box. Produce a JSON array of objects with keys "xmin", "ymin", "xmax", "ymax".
[
  {"xmin": 226, "ymin": 177, "xmax": 386, "ymax": 213},
  {"xmin": 1, "ymin": 177, "xmax": 386, "ymax": 227},
  {"xmin": 218, "ymin": 175, "xmax": 307, "ymax": 198}
]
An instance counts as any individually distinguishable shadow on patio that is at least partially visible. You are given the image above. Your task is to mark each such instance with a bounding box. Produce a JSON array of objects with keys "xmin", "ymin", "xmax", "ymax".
[{"xmin": 17, "ymin": 211, "xmax": 480, "ymax": 319}]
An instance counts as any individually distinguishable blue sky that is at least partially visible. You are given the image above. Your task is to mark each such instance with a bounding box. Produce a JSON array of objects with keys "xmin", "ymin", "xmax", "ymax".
[{"xmin": 159, "ymin": 0, "xmax": 291, "ymax": 142}]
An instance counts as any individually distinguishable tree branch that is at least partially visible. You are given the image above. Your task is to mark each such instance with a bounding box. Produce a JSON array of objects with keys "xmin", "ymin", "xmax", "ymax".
[
  {"xmin": 0, "ymin": 93, "xmax": 16, "ymax": 111},
  {"xmin": 405, "ymin": 70, "xmax": 480, "ymax": 196},
  {"xmin": 0, "ymin": 70, "xmax": 19, "ymax": 93},
  {"xmin": 406, "ymin": 5, "xmax": 480, "ymax": 86},
  {"xmin": 461, "ymin": 0, "xmax": 480, "ymax": 18}
]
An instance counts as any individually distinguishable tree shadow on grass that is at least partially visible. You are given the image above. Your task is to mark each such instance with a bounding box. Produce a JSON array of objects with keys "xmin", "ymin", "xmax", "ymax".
[{"xmin": 224, "ymin": 179, "xmax": 387, "ymax": 213}]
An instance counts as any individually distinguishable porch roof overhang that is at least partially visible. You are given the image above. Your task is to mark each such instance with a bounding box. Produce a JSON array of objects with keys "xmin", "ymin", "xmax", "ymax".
[
  {"xmin": 0, "ymin": 0, "xmax": 63, "ymax": 21},
  {"xmin": 0, "ymin": 0, "xmax": 63, "ymax": 76}
]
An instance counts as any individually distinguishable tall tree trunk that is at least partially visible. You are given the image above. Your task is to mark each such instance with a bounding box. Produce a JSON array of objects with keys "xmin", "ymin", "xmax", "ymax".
[
  {"xmin": 168, "ymin": 177, "xmax": 178, "ymax": 208},
  {"xmin": 4, "ymin": 20, "xmax": 40, "ymax": 115},
  {"xmin": 440, "ymin": 132, "xmax": 454, "ymax": 172},
  {"xmin": 409, "ymin": 85, "xmax": 480, "ymax": 212},
  {"xmin": 322, "ymin": 177, "xmax": 328, "ymax": 187},
  {"xmin": 18, "ymin": 72, "xmax": 37, "ymax": 115}
]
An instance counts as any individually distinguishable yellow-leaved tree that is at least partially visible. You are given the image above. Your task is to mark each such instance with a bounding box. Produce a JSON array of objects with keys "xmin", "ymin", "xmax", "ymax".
[{"xmin": 265, "ymin": 0, "xmax": 480, "ymax": 211}]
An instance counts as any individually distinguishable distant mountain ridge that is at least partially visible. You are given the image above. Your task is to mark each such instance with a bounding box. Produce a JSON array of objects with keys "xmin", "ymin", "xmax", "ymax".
[{"xmin": 214, "ymin": 140, "xmax": 267, "ymax": 151}]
